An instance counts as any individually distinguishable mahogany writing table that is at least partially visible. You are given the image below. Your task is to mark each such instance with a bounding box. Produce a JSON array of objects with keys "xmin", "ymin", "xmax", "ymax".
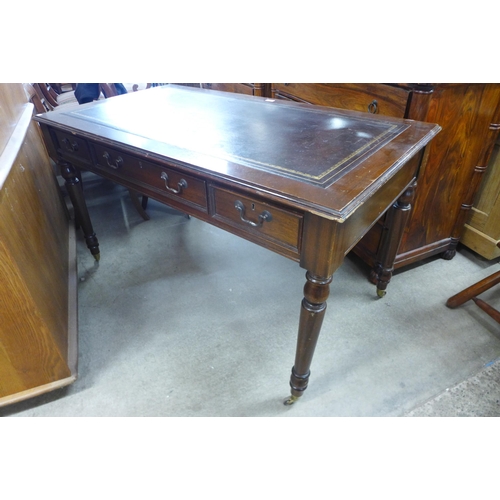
[{"xmin": 35, "ymin": 85, "xmax": 440, "ymax": 404}]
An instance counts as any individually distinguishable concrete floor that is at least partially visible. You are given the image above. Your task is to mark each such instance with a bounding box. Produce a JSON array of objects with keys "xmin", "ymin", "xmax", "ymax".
[{"xmin": 3, "ymin": 177, "xmax": 500, "ymax": 417}]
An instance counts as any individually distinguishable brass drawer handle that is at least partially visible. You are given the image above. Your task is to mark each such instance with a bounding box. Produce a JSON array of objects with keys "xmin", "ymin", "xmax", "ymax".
[
  {"xmin": 102, "ymin": 151, "xmax": 123, "ymax": 169},
  {"xmin": 62, "ymin": 137, "xmax": 78, "ymax": 152},
  {"xmin": 160, "ymin": 172, "xmax": 187, "ymax": 194},
  {"xmin": 368, "ymin": 100, "xmax": 378, "ymax": 114},
  {"xmin": 234, "ymin": 200, "xmax": 272, "ymax": 227}
]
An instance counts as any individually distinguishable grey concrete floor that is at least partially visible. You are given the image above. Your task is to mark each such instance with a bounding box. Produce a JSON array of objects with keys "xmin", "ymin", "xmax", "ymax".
[{"xmin": 3, "ymin": 177, "xmax": 500, "ymax": 417}]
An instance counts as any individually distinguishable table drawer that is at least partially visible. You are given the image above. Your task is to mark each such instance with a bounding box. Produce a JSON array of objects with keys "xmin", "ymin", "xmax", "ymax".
[
  {"xmin": 92, "ymin": 143, "xmax": 208, "ymax": 211},
  {"xmin": 53, "ymin": 130, "xmax": 93, "ymax": 164},
  {"xmin": 272, "ymin": 83, "xmax": 410, "ymax": 118},
  {"xmin": 210, "ymin": 185, "xmax": 303, "ymax": 254}
]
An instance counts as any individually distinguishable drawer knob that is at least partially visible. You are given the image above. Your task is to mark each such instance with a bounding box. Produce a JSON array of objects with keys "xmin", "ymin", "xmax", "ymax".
[
  {"xmin": 367, "ymin": 100, "xmax": 378, "ymax": 114},
  {"xmin": 160, "ymin": 172, "xmax": 188, "ymax": 194},
  {"xmin": 62, "ymin": 137, "xmax": 78, "ymax": 152},
  {"xmin": 234, "ymin": 200, "xmax": 272, "ymax": 227},
  {"xmin": 102, "ymin": 151, "xmax": 123, "ymax": 169}
]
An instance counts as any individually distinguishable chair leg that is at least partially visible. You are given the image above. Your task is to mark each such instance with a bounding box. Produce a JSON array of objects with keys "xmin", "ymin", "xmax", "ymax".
[
  {"xmin": 128, "ymin": 189, "xmax": 150, "ymax": 221},
  {"xmin": 472, "ymin": 297, "xmax": 500, "ymax": 323},
  {"xmin": 446, "ymin": 270, "xmax": 500, "ymax": 308}
]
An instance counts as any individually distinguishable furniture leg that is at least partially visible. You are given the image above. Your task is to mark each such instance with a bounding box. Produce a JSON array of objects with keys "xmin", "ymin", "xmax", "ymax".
[
  {"xmin": 441, "ymin": 237, "xmax": 459, "ymax": 260},
  {"xmin": 446, "ymin": 270, "xmax": 500, "ymax": 308},
  {"xmin": 372, "ymin": 180, "xmax": 416, "ymax": 297},
  {"xmin": 472, "ymin": 297, "xmax": 500, "ymax": 323},
  {"xmin": 59, "ymin": 161, "xmax": 100, "ymax": 260},
  {"xmin": 128, "ymin": 189, "xmax": 150, "ymax": 221},
  {"xmin": 285, "ymin": 271, "xmax": 332, "ymax": 405}
]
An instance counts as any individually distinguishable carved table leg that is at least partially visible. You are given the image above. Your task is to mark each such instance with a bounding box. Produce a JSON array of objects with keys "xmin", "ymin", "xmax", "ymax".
[
  {"xmin": 59, "ymin": 161, "xmax": 100, "ymax": 260},
  {"xmin": 284, "ymin": 272, "xmax": 332, "ymax": 405},
  {"xmin": 372, "ymin": 180, "xmax": 416, "ymax": 298}
]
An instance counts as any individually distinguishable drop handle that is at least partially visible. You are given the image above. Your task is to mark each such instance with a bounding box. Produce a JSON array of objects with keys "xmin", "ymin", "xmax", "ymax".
[
  {"xmin": 234, "ymin": 200, "xmax": 272, "ymax": 227},
  {"xmin": 160, "ymin": 172, "xmax": 187, "ymax": 194},
  {"xmin": 368, "ymin": 100, "xmax": 378, "ymax": 114},
  {"xmin": 62, "ymin": 137, "xmax": 78, "ymax": 152},
  {"xmin": 102, "ymin": 151, "xmax": 123, "ymax": 169}
]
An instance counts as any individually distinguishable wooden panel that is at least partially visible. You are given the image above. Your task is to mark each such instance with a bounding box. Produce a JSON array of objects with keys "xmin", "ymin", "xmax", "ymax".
[
  {"xmin": 350, "ymin": 83, "xmax": 500, "ymax": 269},
  {"xmin": 0, "ymin": 83, "xmax": 76, "ymax": 405},
  {"xmin": 461, "ymin": 136, "xmax": 500, "ymax": 259},
  {"xmin": 210, "ymin": 184, "xmax": 303, "ymax": 255},
  {"xmin": 54, "ymin": 129, "xmax": 94, "ymax": 164},
  {"xmin": 202, "ymin": 83, "xmax": 270, "ymax": 97},
  {"xmin": 91, "ymin": 143, "xmax": 209, "ymax": 212},
  {"xmin": 0, "ymin": 84, "xmax": 29, "ymax": 156},
  {"xmin": 271, "ymin": 83, "xmax": 410, "ymax": 118},
  {"xmin": 398, "ymin": 84, "xmax": 500, "ymax": 257},
  {"xmin": 203, "ymin": 83, "xmax": 254, "ymax": 95}
]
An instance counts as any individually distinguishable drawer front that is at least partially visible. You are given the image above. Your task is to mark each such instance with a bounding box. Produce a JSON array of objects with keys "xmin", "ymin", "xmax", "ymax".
[
  {"xmin": 54, "ymin": 130, "xmax": 93, "ymax": 164},
  {"xmin": 272, "ymin": 83, "xmax": 410, "ymax": 118},
  {"xmin": 91, "ymin": 143, "xmax": 208, "ymax": 211},
  {"xmin": 210, "ymin": 184, "xmax": 303, "ymax": 254},
  {"xmin": 203, "ymin": 83, "xmax": 254, "ymax": 95}
]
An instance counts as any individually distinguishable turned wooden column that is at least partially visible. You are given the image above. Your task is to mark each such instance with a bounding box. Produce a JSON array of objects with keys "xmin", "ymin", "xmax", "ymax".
[
  {"xmin": 444, "ymin": 86, "xmax": 500, "ymax": 261},
  {"xmin": 59, "ymin": 161, "xmax": 100, "ymax": 260},
  {"xmin": 371, "ymin": 180, "xmax": 417, "ymax": 297},
  {"xmin": 285, "ymin": 271, "xmax": 332, "ymax": 405}
]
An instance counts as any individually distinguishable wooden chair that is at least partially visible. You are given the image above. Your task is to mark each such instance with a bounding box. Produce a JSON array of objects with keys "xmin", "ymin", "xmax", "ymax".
[
  {"xmin": 28, "ymin": 84, "xmax": 150, "ymax": 221},
  {"xmin": 49, "ymin": 83, "xmax": 75, "ymax": 94},
  {"xmin": 446, "ymin": 243, "xmax": 500, "ymax": 323},
  {"xmin": 33, "ymin": 83, "xmax": 78, "ymax": 110},
  {"xmin": 24, "ymin": 83, "xmax": 48, "ymax": 114},
  {"xmin": 100, "ymin": 83, "xmax": 149, "ymax": 97}
]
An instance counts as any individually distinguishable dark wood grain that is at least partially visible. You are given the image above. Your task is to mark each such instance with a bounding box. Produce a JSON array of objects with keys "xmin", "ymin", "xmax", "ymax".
[
  {"xmin": 269, "ymin": 83, "xmax": 500, "ymax": 273},
  {"xmin": 34, "ymin": 84, "xmax": 439, "ymax": 402}
]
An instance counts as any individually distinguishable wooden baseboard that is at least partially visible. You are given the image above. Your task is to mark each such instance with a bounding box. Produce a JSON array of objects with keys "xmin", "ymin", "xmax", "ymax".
[
  {"xmin": 0, "ymin": 376, "xmax": 77, "ymax": 408},
  {"xmin": 393, "ymin": 239, "xmax": 453, "ymax": 268}
]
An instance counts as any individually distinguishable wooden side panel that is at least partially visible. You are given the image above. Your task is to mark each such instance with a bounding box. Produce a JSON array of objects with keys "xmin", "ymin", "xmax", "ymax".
[
  {"xmin": 0, "ymin": 240, "xmax": 71, "ymax": 395},
  {"xmin": 396, "ymin": 84, "xmax": 500, "ymax": 259},
  {"xmin": 0, "ymin": 83, "xmax": 75, "ymax": 403},
  {"xmin": 462, "ymin": 135, "xmax": 500, "ymax": 259},
  {"xmin": 0, "ymin": 84, "xmax": 28, "ymax": 156}
]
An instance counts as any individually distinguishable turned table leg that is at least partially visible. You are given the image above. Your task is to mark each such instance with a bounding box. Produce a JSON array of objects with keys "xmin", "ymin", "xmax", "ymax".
[
  {"xmin": 372, "ymin": 180, "xmax": 416, "ymax": 298},
  {"xmin": 59, "ymin": 161, "xmax": 100, "ymax": 260},
  {"xmin": 284, "ymin": 272, "xmax": 332, "ymax": 405}
]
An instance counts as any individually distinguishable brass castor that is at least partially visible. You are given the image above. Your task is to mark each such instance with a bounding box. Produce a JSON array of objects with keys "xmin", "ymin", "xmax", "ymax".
[
  {"xmin": 283, "ymin": 395, "xmax": 299, "ymax": 406},
  {"xmin": 376, "ymin": 288, "xmax": 386, "ymax": 298}
]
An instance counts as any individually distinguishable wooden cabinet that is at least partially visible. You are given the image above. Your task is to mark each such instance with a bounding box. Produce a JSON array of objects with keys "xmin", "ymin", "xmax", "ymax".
[
  {"xmin": 269, "ymin": 83, "xmax": 500, "ymax": 270},
  {"xmin": 272, "ymin": 83, "xmax": 412, "ymax": 118},
  {"xmin": 201, "ymin": 83, "xmax": 270, "ymax": 97},
  {"xmin": 0, "ymin": 83, "xmax": 77, "ymax": 407},
  {"xmin": 461, "ymin": 134, "xmax": 500, "ymax": 259}
]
